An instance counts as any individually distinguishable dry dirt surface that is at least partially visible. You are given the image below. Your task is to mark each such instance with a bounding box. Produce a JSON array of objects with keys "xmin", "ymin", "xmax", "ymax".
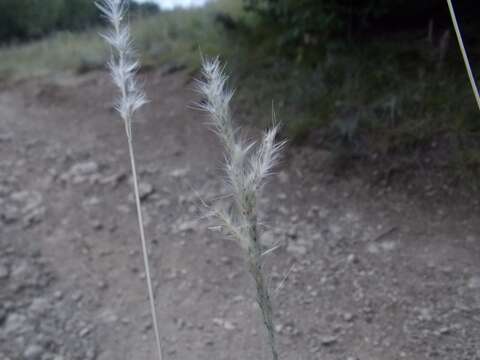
[{"xmin": 0, "ymin": 69, "xmax": 480, "ymax": 360}]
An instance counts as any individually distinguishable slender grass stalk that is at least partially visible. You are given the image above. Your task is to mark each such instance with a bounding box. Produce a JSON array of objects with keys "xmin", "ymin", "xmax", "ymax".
[
  {"xmin": 127, "ymin": 135, "xmax": 163, "ymax": 360},
  {"xmin": 446, "ymin": 0, "xmax": 480, "ymax": 111},
  {"xmin": 96, "ymin": 1, "xmax": 162, "ymax": 359},
  {"xmin": 197, "ymin": 57, "xmax": 285, "ymax": 360}
]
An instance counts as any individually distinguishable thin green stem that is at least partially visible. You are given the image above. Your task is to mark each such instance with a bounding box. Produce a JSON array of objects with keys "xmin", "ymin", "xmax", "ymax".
[
  {"xmin": 446, "ymin": 0, "xmax": 480, "ymax": 111},
  {"xmin": 126, "ymin": 122, "xmax": 163, "ymax": 360},
  {"xmin": 247, "ymin": 212, "xmax": 278, "ymax": 360}
]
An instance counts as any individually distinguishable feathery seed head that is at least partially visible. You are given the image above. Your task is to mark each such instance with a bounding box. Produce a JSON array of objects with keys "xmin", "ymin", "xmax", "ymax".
[
  {"xmin": 198, "ymin": 58, "xmax": 285, "ymax": 248},
  {"xmin": 196, "ymin": 57, "xmax": 236, "ymax": 150},
  {"xmin": 249, "ymin": 125, "xmax": 286, "ymax": 189},
  {"xmin": 213, "ymin": 206, "xmax": 250, "ymax": 250},
  {"xmin": 97, "ymin": 0, "xmax": 146, "ymax": 126},
  {"xmin": 198, "ymin": 58, "xmax": 282, "ymax": 360},
  {"xmin": 96, "ymin": 0, "xmax": 125, "ymax": 31},
  {"xmin": 97, "ymin": 3, "xmax": 163, "ymax": 360}
]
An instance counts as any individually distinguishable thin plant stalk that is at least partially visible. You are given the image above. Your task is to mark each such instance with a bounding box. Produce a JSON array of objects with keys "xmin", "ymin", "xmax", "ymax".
[
  {"xmin": 247, "ymin": 217, "xmax": 278, "ymax": 360},
  {"xmin": 197, "ymin": 58, "xmax": 284, "ymax": 360},
  {"xmin": 446, "ymin": 0, "xmax": 480, "ymax": 111},
  {"xmin": 96, "ymin": 1, "xmax": 162, "ymax": 359},
  {"xmin": 127, "ymin": 130, "xmax": 163, "ymax": 360}
]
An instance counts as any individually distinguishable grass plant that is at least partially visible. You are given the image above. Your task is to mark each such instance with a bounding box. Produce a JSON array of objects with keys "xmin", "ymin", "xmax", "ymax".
[
  {"xmin": 196, "ymin": 57, "xmax": 285, "ymax": 360},
  {"xmin": 1, "ymin": 0, "xmax": 479, "ymax": 175},
  {"xmin": 0, "ymin": 0, "xmax": 243, "ymax": 80},
  {"xmin": 96, "ymin": 1, "xmax": 163, "ymax": 359},
  {"xmin": 446, "ymin": 0, "xmax": 480, "ymax": 111}
]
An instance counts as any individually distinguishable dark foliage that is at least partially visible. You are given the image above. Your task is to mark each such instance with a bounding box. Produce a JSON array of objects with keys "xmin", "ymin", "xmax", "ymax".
[
  {"xmin": 0, "ymin": 0, "xmax": 159, "ymax": 43},
  {"xmin": 243, "ymin": 0, "xmax": 480, "ymax": 47}
]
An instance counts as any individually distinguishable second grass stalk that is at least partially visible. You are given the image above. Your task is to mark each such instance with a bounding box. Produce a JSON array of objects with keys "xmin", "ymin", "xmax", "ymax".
[
  {"xmin": 197, "ymin": 58, "xmax": 285, "ymax": 360},
  {"xmin": 97, "ymin": 1, "xmax": 163, "ymax": 359}
]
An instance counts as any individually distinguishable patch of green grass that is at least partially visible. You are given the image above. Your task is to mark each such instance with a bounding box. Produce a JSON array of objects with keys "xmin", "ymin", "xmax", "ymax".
[{"xmin": 0, "ymin": 30, "xmax": 107, "ymax": 79}]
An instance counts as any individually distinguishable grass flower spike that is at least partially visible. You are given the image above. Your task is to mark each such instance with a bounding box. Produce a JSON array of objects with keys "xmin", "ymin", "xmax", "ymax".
[
  {"xmin": 96, "ymin": 1, "xmax": 163, "ymax": 359},
  {"xmin": 197, "ymin": 57, "xmax": 285, "ymax": 360},
  {"xmin": 97, "ymin": 0, "xmax": 147, "ymax": 136}
]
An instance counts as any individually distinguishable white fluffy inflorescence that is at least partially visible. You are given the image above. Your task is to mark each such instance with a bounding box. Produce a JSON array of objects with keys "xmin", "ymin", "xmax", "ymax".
[
  {"xmin": 197, "ymin": 57, "xmax": 284, "ymax": 360},
  {"xmin": 97, "ymin": 0, "xmax": 147, "ymax": 134},
  {"xmin": 97, "ymin": 2, "xmax": 163, "ymax": 360},
  {"xmin": 197, "ymin": 57, "xmax": 285, "ymax": 250}
]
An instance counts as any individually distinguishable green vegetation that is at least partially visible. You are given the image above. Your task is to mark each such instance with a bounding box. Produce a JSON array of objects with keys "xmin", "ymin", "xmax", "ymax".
[
  {"xmin": 234, "ymin": 0, "xmax": 480, "ymax": 176},
  {"xmin": 232, "ymin": 44, "xmax": 480, "ymax": 180},
  {"xmin": 0, "ymin": 31, "xmax": 106, "ymax": 78},
  {"xmin": 0, "ymin": 0, "xmax": 479, "ymax": 177},
  {"xmin": 243, "ymin": 0, "xmax": 479, "ymax": 47},
  {"xmin": 0, "ymin": 0, "xmax": 159, "ymax": 43},
  {"xmin": 0, "ymin": 0, "xmax": 65, "ymax": 41},
  {"xmin": 0, "ymin": 1, "xmax": 244, "ymax": 79}
]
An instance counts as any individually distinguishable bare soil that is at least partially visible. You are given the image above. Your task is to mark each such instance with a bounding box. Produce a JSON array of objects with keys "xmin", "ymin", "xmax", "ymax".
[{"xmin": 1, "ymin": 69, "xmax": 480, "ymax": 360}]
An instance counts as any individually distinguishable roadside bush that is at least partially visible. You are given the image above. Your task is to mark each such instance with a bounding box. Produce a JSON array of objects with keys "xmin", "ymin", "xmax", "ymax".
[
  {"xmin": 243, "ymin": 0, "xmax": 479, "ymax": 47},
  {"xmin": 57, "ymin": 0, "xmax": 101, "ymax": 31},
  {"xmin": 0, "ymin": 0, "xmax": 65, "ymax": 41},
  {"xmin": 0, "ymin": 0, "xmax": 159, "ymax": 43}
]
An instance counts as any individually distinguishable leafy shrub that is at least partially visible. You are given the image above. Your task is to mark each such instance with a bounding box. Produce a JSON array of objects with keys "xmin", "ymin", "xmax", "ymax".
[
  {"xmin": 0, "ymin": 0, "xmax": 159, "ymax": 43},
  {"xmin": 0, "ymin": 0, "xmax": 65, "ymax": 40},
  {"xmin": 57, "ymin": 0, "xmax": 101, "ymax": 31},
  {"xmin": 243, "ymin": 0, "xmax": 479, "ymax": 47}
]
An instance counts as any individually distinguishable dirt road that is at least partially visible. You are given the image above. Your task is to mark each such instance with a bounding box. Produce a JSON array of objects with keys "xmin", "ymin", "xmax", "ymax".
[{"xmin": 0, "ymin": 69, "xmax": 479, "ymax": 360}]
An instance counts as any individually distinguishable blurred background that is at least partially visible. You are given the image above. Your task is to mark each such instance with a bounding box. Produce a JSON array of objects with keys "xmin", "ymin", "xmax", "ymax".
[
  {"xmin": 1, "ymin": 1, "xmax": 480, "ymax": 360},
  {"xmin": 1, "ymin": 0, "xmax": 480, "ymax": 178}
]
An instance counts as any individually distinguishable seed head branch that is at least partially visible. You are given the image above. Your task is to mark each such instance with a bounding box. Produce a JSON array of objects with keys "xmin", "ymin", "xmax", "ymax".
[
  {"xmin": 98, "ymin": 0, "xmax": 147, "ymax": 134},
  {"xmin": 197, "ymin": 57, "xmax": 284, "ymax": 360}
]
